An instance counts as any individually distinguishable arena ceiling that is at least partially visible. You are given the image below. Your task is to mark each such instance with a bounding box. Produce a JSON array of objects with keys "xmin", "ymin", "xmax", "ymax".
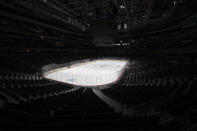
[
  {"xmin": 47, "ymin": 0, "xmax": 196, "ymax": 28},
  {"xmin": 0, "ymin": 0, "xmax": 197, "ymax": 49}
]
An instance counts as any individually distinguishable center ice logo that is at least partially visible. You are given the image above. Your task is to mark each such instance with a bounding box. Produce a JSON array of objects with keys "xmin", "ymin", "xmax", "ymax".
[{"xmin": 67, "ymin": 78, "xmax": 76, "ymax": 82}]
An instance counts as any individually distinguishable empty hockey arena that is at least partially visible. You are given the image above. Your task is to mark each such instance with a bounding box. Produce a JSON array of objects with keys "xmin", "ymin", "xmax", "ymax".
[
  {"xmin": 1, "ymin": 0, "xmax": 197, "ymax": 130},
  {"xmin": 44, "ymin": 59, "xmax": 128, "ymax": 87}
]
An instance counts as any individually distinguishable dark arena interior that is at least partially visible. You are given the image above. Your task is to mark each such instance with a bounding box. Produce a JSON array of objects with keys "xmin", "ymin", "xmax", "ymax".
[{"xmin": 0, "ymin": 0, "xmax": 197, "ymax": 130}]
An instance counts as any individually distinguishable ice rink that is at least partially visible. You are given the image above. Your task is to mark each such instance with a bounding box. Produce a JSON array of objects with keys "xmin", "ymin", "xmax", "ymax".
[{"xmin": 44, "ymin": 59, "xmax": 128, "ymax": 87}]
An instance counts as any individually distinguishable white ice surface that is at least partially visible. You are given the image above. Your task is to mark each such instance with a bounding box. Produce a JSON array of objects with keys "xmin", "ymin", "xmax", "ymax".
[{"xmin": 44, "ymin": 60, "xmax": 128, "ymax": 87}]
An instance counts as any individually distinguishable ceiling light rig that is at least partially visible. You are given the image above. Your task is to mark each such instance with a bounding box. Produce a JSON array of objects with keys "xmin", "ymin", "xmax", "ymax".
[{"xmin": 120, "ymin": 5, "xmax": 126, "ymax": 9}]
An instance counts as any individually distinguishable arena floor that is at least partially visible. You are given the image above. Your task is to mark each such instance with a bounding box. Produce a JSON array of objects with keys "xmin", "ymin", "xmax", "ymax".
[{"xmin": 44, "ymin": 59, "xmax": 128, "ymax": 87}]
